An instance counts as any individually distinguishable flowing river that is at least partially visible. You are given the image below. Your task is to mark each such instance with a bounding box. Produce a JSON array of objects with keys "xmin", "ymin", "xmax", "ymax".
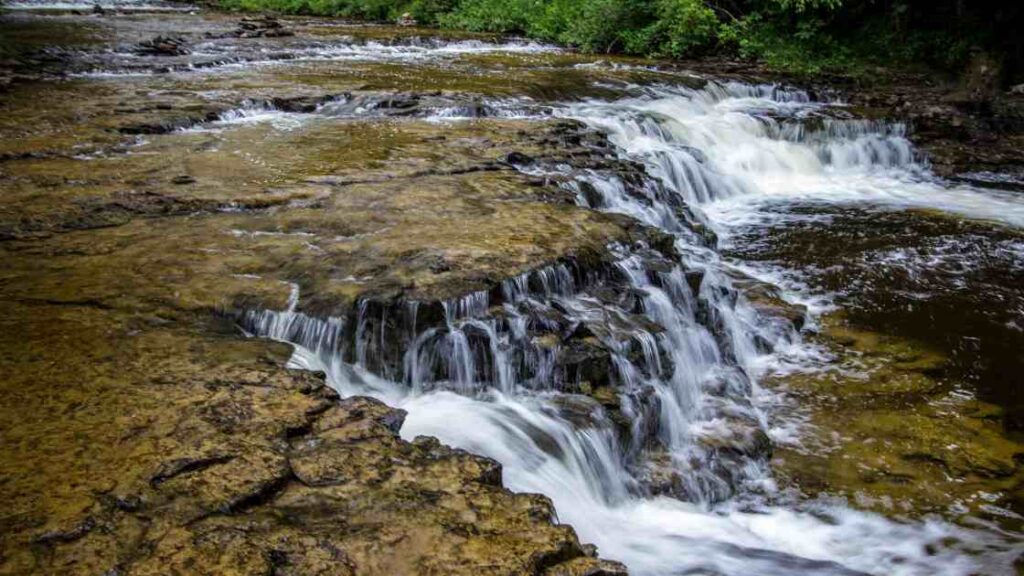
[
  {"xmin": 3, "ymin": 3, "xmax": 1022, "ymax": 574},
  {"xmin": 246, "ymin": 81, "xmax": 1023, "ymax": 575}
]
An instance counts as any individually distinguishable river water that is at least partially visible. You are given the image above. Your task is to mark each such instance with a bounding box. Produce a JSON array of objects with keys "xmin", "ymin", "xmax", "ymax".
[
  {"xmin": 5, "ymin": 4, "xmax": 1022, "ymax": 574},
  {"xmin": 252, "ymin": 79, "xmax": 1023, "ymax": 574}
]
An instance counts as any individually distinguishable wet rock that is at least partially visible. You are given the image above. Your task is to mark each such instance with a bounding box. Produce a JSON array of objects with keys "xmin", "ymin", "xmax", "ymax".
[
  {"xmin": 235, "ymin": 17, "xmax": 294, "ymax": 39},
  {"xmin": 33, "ymin": 517, "xmax": 97, "ymax": 545},
  {"xmin": 504, "ymin": 151, "xmax": 536, "ymax": 166},
  {"xmin": 548, "ymin": 393, "xmax": 607, "ymax": 429},
  {"xmin": 945, "ymin": 49, "xmax": 1002, "ymax": 112},
  {"xmin": 559, "ymin": 337, "xmax": 616, "ymax": 390},
  {"xmin": 0, "ymin": 96, "xmax": 647, "ymax": 572},
  {"xmin": 769, "ymin": 314, "xmax": 1024, "ymax": 520},
  {"xmin": 729, "ymin": 273, "xmax": 807, "ymax": 332},
  {"xmin": 0, "ymin": 303, "xmax": 609, "ymax": 574},
  {"xmin": 544, "ymin": 556, "xmax": 630, "ymax": 576},
  {"xmin": 695, "ymin": 417, "xmax": 772, "ymax": 460},
  {"xmin": 135, "ymin": 36, "xmax": 190, "ymax": 57},
  {"xmin": 638, "ymin": 451, "xmax": 685, "ymax": 498},
  {"xmin": 149, "ymin": 454, "xmax": 234, "ymax": 487}
]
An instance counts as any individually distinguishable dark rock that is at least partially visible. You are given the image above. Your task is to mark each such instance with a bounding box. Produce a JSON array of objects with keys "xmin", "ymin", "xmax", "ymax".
[
  {"xmin": 504, "ymin": 151, "xmax": 535, "ymax": 166},
  {"xmin": 234, "ymin": 18, "xmax": 294, "ymax": 38},
  {"xmin": 136, "ymin": 36, "xmax": 190, "ymax": 57},
  {"xmin": 33, "ymin": 517, "xmax": 97, "ymax": 545},
  {"xmin": 548, "ymin": 393, "xmax": 606, "ymax": 429},
  {"xmin": 150, "ymin": 454, "xmax": 234, "ymax": 487}
]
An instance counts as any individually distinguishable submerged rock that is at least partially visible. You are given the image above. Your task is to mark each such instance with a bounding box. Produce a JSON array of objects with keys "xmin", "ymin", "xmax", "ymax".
[{"xmin": 769, "ymin": 315, "xmax": 1024, "ymax": 522}]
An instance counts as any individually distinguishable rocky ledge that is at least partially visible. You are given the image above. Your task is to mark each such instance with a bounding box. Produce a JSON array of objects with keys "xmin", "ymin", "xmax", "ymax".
[
  {"xmin": 0, "ymin": 100, "xmax": 647, "ymax": 571},
  {"xmin": 0, "ymin": 11, "xmax": 679, "ymax": 566},
  {"xmin": 0, "ymin": 303, "xmax": 625, "ymax": 575},
  {"xmin": 0, "ymin": 13, "xmax": 689, "ymax": 564}
]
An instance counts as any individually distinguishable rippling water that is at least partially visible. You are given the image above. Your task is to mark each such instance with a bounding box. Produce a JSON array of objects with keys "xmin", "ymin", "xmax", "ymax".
[
  {"xmin": 244, "ymin": 80, "xmax": 1024, "ymax": 574},
  {"xmin": 6, "ymin": 1, "xmax": 1021, "ymax": 572}
]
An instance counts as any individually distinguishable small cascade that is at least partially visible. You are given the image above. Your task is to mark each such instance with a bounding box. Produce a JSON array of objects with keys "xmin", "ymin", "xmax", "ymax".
[
  {"xmin": 242, "ymin": 79, "xmax": 1020, "ymax": 575},
  {"xmin": 567, "ymin": 81, "xmax": 1024, "ymax": 227}
]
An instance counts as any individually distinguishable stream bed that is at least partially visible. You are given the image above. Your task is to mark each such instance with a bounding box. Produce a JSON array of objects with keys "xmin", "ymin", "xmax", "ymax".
[{"xmin": 2, "ymin": 2, "xmax": 1022, "ymax": 574}]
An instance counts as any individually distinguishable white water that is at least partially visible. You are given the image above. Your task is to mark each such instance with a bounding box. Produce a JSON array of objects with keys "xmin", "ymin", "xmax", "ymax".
[
  {"xmin": 245, "ymin": 79, "xmax": 1023, "ymax": 575},
  {"xmin": 247, "ymin": 38, "xmax": 556, "ymax": 62},
  {"xmin": 72, "ymin": 36, "xmax": 558, "ymax": 77},
  {"xmin": 270, "ymin": 327, "xmax": 1012, "ymax": 576},
  {"xmin": 566, "ymin": 82, "xmax": 1024, "ymax": 230},
  {"xmin": 180, "ymin": 95, "xmax": 544, "ymax": 133}
]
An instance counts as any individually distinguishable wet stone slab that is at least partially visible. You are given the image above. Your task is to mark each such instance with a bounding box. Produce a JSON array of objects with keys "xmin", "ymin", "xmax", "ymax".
[
  {"xmin": 726, "ymin": 205, "xmax": 1024, "ymax": 530},
  {"xmin": 0, "ymin": 9, "xmax": 682, "ymax": 574},
  {"xmin": 4, "ymin": 4, "xmax": 1023, "ymax": 575}
]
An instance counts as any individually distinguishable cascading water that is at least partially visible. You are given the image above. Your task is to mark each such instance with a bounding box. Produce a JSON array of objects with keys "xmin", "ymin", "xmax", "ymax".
[
  {"xmin": 245, "ymin": 79, "xmax": 1023, "ymax": 575},
  {"xmin": 566, "ymin": 81, "xmax": 1024, "ymax": 229}
]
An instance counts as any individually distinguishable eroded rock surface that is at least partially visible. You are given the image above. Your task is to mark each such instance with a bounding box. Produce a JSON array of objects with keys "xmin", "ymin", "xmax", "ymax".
[
  {"xmin": 768, "ymin": 315, "xmax": 1024, "ymax": 522},
  {"xmin": 0, "ymin": 303, "xmax": 631, "ymax": 574},
  {"xmin": 0, "ymin": 10, "xmax": 660, "ymax": 575},
  {"xmin": 6, "ymin": 3, "xmax": 1022, "ymax": 574}
]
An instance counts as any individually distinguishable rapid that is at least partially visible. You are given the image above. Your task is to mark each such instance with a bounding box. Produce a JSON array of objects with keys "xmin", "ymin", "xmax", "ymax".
[
  {"xmin": 4, "ymin": 3, "xmax": 1022, "ymax": 573},
  {"xmin": 249, "ymin": 80, "xmax": 1024, "ymax": 574}
]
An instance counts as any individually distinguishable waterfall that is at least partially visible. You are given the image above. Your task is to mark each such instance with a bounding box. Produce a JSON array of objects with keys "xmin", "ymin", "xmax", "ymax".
[
  {"xmin": 244, "ymin": 80, "xmax": 1020, "ymax": 575},
  {"xmin": 566, "ymin": 82, "xmax": 1024, "ymax": 228}
]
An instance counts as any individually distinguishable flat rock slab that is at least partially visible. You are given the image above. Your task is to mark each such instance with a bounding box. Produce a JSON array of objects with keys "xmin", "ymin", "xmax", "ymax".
[{"xmin": 0, "ymin": 8, "xmax": 651, "ymax": 575}]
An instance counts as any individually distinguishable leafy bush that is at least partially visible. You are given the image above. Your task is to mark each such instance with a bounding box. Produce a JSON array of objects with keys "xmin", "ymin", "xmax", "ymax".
[
  {"xmin": 214, "ymin": 0, "xmax": 1024, "ymax": 82},
  {"xmin": 530, "ymin": 0, "xmax": 654, "ymax": 53},
  {"xmin": 437, "ymin": 0, "xmax": 534, "ymax": 32},
  {"xmin": 649, "ymin": 0, "xmax": 719, "ymax": 57},
  {"xmin": 407, "ymin": 0, "xmax": 459, "ymax": 25}
]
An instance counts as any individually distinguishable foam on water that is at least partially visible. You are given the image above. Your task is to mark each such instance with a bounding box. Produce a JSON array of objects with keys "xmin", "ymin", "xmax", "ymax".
[
  {"xmin": 566, "ymin": 82, "xmax": 1024, "ymax": 229},
  {"xmin": 179, "ymin": 95, "xmax": 543, "ymax": 132},
  {"xmin": 181, "ymin": 100, "xmax": 308, "ymax": 132},
  {"xmin": 277, "ymin": 343, "xmax": 1016, "ymax": 576},
  {"xmin": 241, "ymin": 78, "xmax": 1022, "ymax": 574},
  {"xmin": 204, "ymin": 38, "xmax": 556, "ymax": 64},
  {"xmin": 72, "ymin": 36, "xmax": 558, "ymax": 78}
]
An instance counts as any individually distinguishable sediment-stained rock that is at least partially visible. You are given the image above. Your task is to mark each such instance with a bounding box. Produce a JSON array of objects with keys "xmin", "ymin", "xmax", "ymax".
[
  {"xmin": 0, "ymin": 302, "xmax": 627, "ymax": 574},
  {"xmin": 767, "ymin": 314, "xmax": 1024, "ymax": 520},
  {"xmin": 0, "ymin": 13, "xmax": 671, "ymax": 571}
]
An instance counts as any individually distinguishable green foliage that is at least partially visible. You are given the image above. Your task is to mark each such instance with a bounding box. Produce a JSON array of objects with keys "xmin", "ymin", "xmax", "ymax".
[
  {"xmin": 218, "ymin": 0, "xmax": 408, "ymax": 20},
  {"xmin": 764, "ymin": 0, "xmax": 841, "ymax": 12},
  {"xmin": 407, "ymin": 0, "xmax": 459, "ymax": 24},
  {"xmin": 436, "ymin": 0, "xmax": 534, "ymax": 32},
  {"xmin": 648, "ymin": 0, "xmax": 719, "ymax": 57},
  {"xmin": 439, "ymin": 0, "xmax": 715, "ymax": 56},
  {"xmin": 529, "ymin": 0, "xmax": 655, "ymax": 53},
  {"xmin": 719, "ymin": 12, "xmax": 856, "ymax": 75},
  {"xmin": 214, "ymin": 0, "xmax": 1020, "ymax": 81}
]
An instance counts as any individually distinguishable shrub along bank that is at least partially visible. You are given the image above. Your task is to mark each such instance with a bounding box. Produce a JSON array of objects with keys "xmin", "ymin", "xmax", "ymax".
[{"xmin": 215, "ymin": 0, "xmax": 1022, "ymax": 82}]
